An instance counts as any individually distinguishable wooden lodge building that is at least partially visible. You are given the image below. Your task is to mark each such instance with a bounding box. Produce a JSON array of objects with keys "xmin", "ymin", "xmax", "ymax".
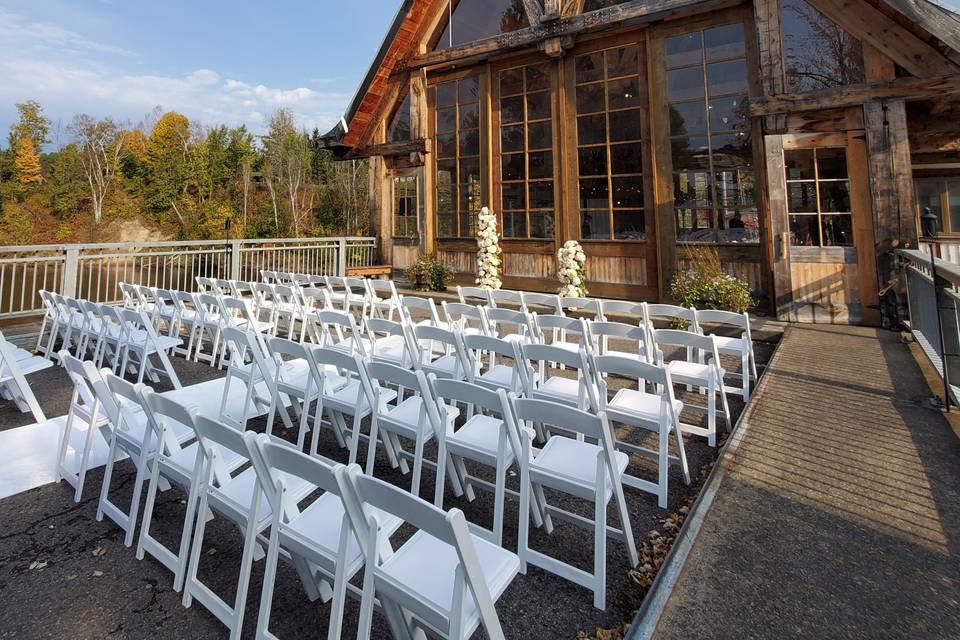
[{"xmin": 322, "ymin": 0, "xmax": 960, "ymax": 324}]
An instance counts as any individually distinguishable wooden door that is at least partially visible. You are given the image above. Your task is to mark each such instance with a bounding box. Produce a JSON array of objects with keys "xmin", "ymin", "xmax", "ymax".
[{"xmin": 766, "ymin": 131, "xmax": 879, "ymax": 324}]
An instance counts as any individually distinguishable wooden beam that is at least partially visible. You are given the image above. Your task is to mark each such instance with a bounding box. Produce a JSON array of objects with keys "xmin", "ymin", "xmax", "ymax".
[
  {"xmin": 750, "ymin": 73, "xmax": 960, "ymax": 115},
  {"xmin": 402, "ymin": 0, "xmax": 733, "ymax": 70},
  {"xmin": 349, "ymin": 138, "xmax": 429, "ymax": 159},
  {"xmin": 521, "ymin": 0, "xmax": 542, "ymax": 26},
  {"xmin": 542, "ymin": 0, "xmax": 561, "ymax": 21},
  {"xmin": 804, "ymin": 0, "xmax": 958, "ymax": 78},
  {"xmin": 752, "ymin": 0, "xmax": 786, "ymax": 132}
]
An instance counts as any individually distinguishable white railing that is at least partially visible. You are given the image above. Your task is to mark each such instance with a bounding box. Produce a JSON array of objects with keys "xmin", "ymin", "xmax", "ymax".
[
  {"xmin": 0, "ymin": 237, "xmax": 378, "ymax": 320},
  {"xmin": 898, "ymin": 248, "xmax": 960, "ymax": 405}
]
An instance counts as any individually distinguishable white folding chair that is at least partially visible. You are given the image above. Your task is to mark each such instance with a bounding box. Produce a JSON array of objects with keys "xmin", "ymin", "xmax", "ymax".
[
  {"xmin": 599, "ymin": 299, "xmax": 645, "ymax": 323},
  {"xmin": 463, "ymin": 334, "xmax": 524, "ymax": 395},
  {"xmin": 135, "ymin": 387, "xmax": 246, "ymax": 592},
  {"xmin": 344, "ymin": 465, "xmax": 520, "ymax": 640},
  {"xmin": 457, "ymin": 285, "xmax": 492, "ymax": 308},
  {"xmin": 245, "ymin": 434, "xmax": 403, "ymax": 640},
  {"xmin": 364, "ymin": 317, "xmax": 415, "ymax": 368},
  {"xmin": 219, "ymin": 326, "xmax": 294, "ymax": 431},
  {"xmin": 57, "ymin": 349, "xmax": 111, "ymax": 501},
  {"xmin": 531, "ymin": 313, "xmax": 589, "ymax": 356},
  {"xmin": 483, "ymin": 307, "xmax": 535, "ymax": 344},
  {"xmin": 190, "ymin": 292, "xmax": 227, "ymax": 366},
  {"xmin": 695, "ymin": 309, "xmax": 757, "ymax": 402},
  {"xmin": 593, "ymin": 355, "xmax": 690, "ymax": 507},
  {"xmin": 653, "ymin": 328, "xmax": 732, "ymax": 447},
  {"xmin": 314, "ymin": 309, "xmax": 368, "ymax": 356},
  {"xmin": 365, "ymin": 362, "xmax": 456, "ymax": 502},
  {"xmin": 410, "ymin": 324, "xmax": 473, "ymax": 381},
  {"xmin": 264, "ymin": 336, "xmax": 317, "ymax": 449},
  {"xmin": 398, "ymin": 294, "xmax": 446, "ymax": 328},
  {"xmin": 274, "ymin": 283, "xmax": 308, "ymax": 341},
  {"xmin": 559, "ymin": 296, "xmax": 605, "ymax": 320},
  {"xmin": 36, "ymin": 289, "xmax": 62, "ymax": 357},
  {"xmin": 181, "ymin": 414, "xmax": 315, "ymax": 640},
  {"xmin": 365, "ymin": 278, "xmax": 400, "ymax": 321},
  {"xmin": 488, "ymin": 288, "xmax": 524, "ymax": 310},
  {"xmin": 517, "ymin": 342, "xmax": 599, "ymax": 412},
  {"xmin": 0, "ymin": 331, "xmax": 50, "ymax": 423},
  {"xmin": 117, "ymin": 307, "xmax": 182, "ymax": 387},
  {"xmin": 441, "ymin": 301, "xmax": 488, "ymax": 338},
  {"xmin": 589, "ymin": 320, "xmax": 659, "ymax": 365},
  {"xmin": 433, "ymin": 378, "xmax": 537, "ymax": 545},
  {"xmin": 97, "ymin": 369, "xmax": 194, "ymax": 546},
  {"xmin": 152, "ymin": 288, "xmax": 181, "ymax": 337},
  {"xmin": 521, "ymin": 292, "xmax": 562, "ymax": 315},
  {"xmin": 171, "ymin": 291, "xmax": 202, "ymax": 358},
  {"xmin": 512, "ymin": 397, "xmax": 637, "ymax": 610}
]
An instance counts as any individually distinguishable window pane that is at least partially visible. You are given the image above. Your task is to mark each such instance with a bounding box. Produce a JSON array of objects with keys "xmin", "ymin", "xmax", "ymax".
[
  {"xmin": 502, "ymin": 152, "xmax": 525, "ymax": 181},
  {"xmin": 916, "ymin": 178, "xmax": 944, "ymax": 231},
  {"xmin": 580, "ymin": 178, "xmax": 609, "ymax": 209},
  {"xmin": 433, "ymin": 0, "xmax": 528, "ymax": 50},
  {"xmin": 677, "ymin": 209, "xmax": 715, "ymax": 242},
  {"xmin": 613, "ymin": 210, "xmax": 645, "ymax": 240},
  {"xmin": 674, "ymin": 171, "xmax": 712, "ymax": 207},
  {"xmin": 577, "ymin": 82, "xmax": 606, "ymax": 113},
  {"xmin": 607, "ymin": 45, "xmax": 640, "ymax": 78},
  {"xmin": 529, "ymin": 181, "xmax": 554, "ymax": 209},
  {"xmin": 528, "ymin": 151, "xmax": 553, "ymax": 179},
  {"xmin": 610, "ymin": 143, "xmax": 642, "ymax": 175},
  {"xmin": 666, "ymin": 32, "xmax": 701, "ymax": 69},
  {"xmin": 527, "ymin": 121, "xmax": 552, "ymax": 150},
  {"xmin": 459, "ymin": 103, "xmax": 479, "ymax": 129},
  {"xmin": 613, "ymin": 176, "xmax": 644, "ymax": 208},
  {"xmin": 715, "ymin": 168, "xmax": 755, "ymax": 208},
  {"xmin": 579, "ymin": 147, "xmax": 608, "ymax": 176},
  {"xmin": 790, "ymin": 214, "xmax": 820, "ymax": 245},
  {"xmin": 502, "ymin": 183, "xmax": 525, "ymax": 210},
  {"xmin": 577, "ymin": 114, "xmax": 607, "ymax": 145},
  {"xmin": 501, "ymin": 96, "xmax": 524, "ymax": 124},
  {"xmin": 504, "ymin": 211, "xmax": 527, "ymax": 237},
  {"xmin": 667, "ymin": 67, "xmax": 704, "ymax": 101},
  {"xmin": 709, "ymin": 95, "xmax": 749, "ymax": 133},
  {"xmin": 387, "ymin": 93, "xmax": 411, "ymax": 143},
  {"xmin": 500, "ymin": 68, "xmax": 524, "ymax": 96},
  {"xmin": 948, "ymin": 180, "xmax": 960, "ymax": 232},
  {"xmin": 819, "ymin": 180, "xmax": 850, "ymax": 212},
  {"xmin": 575, "ymin": 52, "xmax": 604, "ymax": 83},
  {"xmin": 459, "ymin": 77, "xmax": 479, "ymax": 102},
  {"xmin": 707, "ymin": 59, "xmax": 748, "ymax": 96},
  {"xmin": 608, "ymin": 109, "xmax": 642, "ymax": 142},
  {"xmin": 782, "ymin": 0, "xmax": 865, "ymax": 92},
  {"xmin": 437, "ymin": 107, "xmax": 456, "ymax": 133},
  {"xmin": 501, "ymin": 125, "xmax": 524, "ymax": 153},
  {"xmin": 529, "ymin": 211, "xmax": 554, "ymax": 239},
  {"xmin": 526, "ymin": 64, "xmax": 550, "ymax": 91},
  {"xmin": 785, "ymin": 149, "xmax": 815, "ymax": 180},
  {"xmin": 527, "ymin": 91, "xmax": 552, "ymax": 120},
  {"xmin": 816, "ymin": 147, "xmax": 847, "ymax": 179},
  {"xmin": 459, "ymin": 129, "xmax": 479, "ymax": 156},
  {"xmin": 821, "ymin": 214, "xmax": 853, "ymax": 246},
  {"xmin": 703, "ymin": 24, "xmax": 745, "ymax": 61},
  {"xmin": 436, "ymin": 82, "xmax": 457, "ymax": 108},
  {"xmin": 671, "ymin": 136, "xmax": 710, "ymax": 170},
  {"xmin": 787, "ymin": 181, "xmax": 818, "ymax": 212},
  {"xmin": 712, "ymin": 133, "xmax": 752, "ymax": 169},
  {"xmin": 670, "ymin": 101, "xmax": 708, "ymax": 136},
  {"xmin": 581, "ymin": 211, "xmax": 611, "ymax": 239},
  {"xmin": 608, "ymin": 77, "xmax": 640, "ymax": 109},
  {"xmin": 437, "ymin": 132, "xmax": 456, "ymax": 158},
  {"xmin": 718, "ymin": 208, "xmax": 759, "ymax": 244}
]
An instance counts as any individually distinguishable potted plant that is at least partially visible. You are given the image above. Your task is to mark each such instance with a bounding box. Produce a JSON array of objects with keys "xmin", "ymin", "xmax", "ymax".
[
  {"xmin": 670, "ymin": 245, "xmax": 753, "ymax": 312},
  {"xmin": 405, "ymin": 253, "xmax": 453, "ymax": 292}
]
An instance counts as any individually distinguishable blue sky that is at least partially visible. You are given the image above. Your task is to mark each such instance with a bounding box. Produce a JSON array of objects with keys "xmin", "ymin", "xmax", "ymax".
[{"xmin": 0, "ymin": 0, "xmax": 399, "ymax": 146}]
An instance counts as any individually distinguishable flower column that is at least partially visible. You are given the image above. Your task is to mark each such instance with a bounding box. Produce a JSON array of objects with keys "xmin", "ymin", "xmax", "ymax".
[
  {"xmin": 557, "ymin": 240, "xmax": 587, "ymax": 298},
  {"xmin": 476, "ymin": 206, "xmax": 502, "ymax": 290}
]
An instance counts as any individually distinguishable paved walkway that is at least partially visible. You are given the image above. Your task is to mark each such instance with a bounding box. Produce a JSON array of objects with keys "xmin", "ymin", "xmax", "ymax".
[{"xmin": 651, "ymin": 325, "xmax": 960, "ymax": 639}]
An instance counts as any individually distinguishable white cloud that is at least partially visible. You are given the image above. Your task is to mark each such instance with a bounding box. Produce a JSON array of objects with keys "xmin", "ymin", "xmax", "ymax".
[{"xmin": 0, "ymin": 9, "xmax": 352, "ymax": 140}]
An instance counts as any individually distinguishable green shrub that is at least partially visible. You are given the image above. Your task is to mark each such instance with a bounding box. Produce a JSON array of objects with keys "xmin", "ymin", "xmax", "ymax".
[
  {"xmin": 405, "ymin": 254, "xmax": 453, "ymax": 292},
  {"xmin": 670, "ymin": 246, "xmax": 753, "ymax": 313}
]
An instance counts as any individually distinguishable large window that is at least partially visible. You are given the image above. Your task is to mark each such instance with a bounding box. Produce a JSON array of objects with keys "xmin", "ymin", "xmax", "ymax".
[
  {"xmin": 498, "ymin": 62, "xmax": 555, "ymax": 239},
  {"xmin": 666, "ymin": 23, "xmax": 757, "ymax": 243},
  {"xmin": 781, "ymin": 0, "xmax": 864, "ymax": 93},
  {"xmin": 785, "ymin": 147, "xmax": 853, "ymax": 246},
  {"xmin": 916, "ymin": 176, "xmax": 960, "ymax": 235},
  {"xmin": 433, "ymin": 76, "xmax": 482, "ymax": 238},
  {"xmin": 574, "ymin": 44, "xmax": 645, "ymax": 240},
  {"xmin": 387, "ymin": 93, "xmax": 411, "ymax": 143},
  {"xmin": 393, "ymin": 176, "xmax": 418, "ymax": 237},
  {"xmin": 434, "ymin": 0, "xmax": 528, "ymax": 50}
]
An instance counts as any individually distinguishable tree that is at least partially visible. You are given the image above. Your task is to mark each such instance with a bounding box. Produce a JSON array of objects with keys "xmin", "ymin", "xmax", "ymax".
[
  {"xmin": 144, "ymin": 112, "xmax": 190, "ymax": 219},
  {"xmin": 14, "ymin": 136, "xmax": 42, "ymax": 186},
  {"xmin": 9, "ymin": 100, "xmax": 51, "ymax": 151},
  {"xmin": 69, "ymin": 114, "xmax": 127, "ymax": 224},
  {"xmin": 48, "ymin": 143, "xmax": 87, "ymax": 218}
]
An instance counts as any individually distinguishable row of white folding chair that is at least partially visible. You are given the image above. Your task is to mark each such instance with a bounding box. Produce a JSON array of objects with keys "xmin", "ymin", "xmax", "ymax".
[{"xmin": 0, "ymin": 328, "xmax": 50, "ymax": 422}]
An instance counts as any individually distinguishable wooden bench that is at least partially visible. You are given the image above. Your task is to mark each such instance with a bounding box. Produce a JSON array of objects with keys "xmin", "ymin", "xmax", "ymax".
[{"xmin": 345, "ymin": 265, "xmax": 393, "ymax": 278}]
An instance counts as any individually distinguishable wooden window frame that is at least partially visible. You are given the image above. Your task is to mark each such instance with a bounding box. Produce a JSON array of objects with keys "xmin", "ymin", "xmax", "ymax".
[
  {"xmin": 392, "ymin": 174, "xmax": 419, "ymax": 239},
  {"xmin": 492, "ymin": 56, "xmax": 561, "ymax": 241},
  {"xmin": 784, "ymin": 146, "xmax": 854, "ymax": 247},
  {"xmin": 565, "ymin": 32, "xmax": 652, "ymax": 243},
  {"xmin": 428, "ymin": 68, "xmax": 488, "ymax": 240}
]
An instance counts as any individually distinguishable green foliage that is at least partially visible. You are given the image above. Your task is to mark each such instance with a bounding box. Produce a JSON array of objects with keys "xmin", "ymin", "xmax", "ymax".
[
  {"xmin": 670, "ymin": 246, "xmax": 753, "ymax": 313},
  {"xmin": 48, "ymin": 144, "xmax": 87, "ymax": 217},
  {"xmin": 9, "ymin": 100, "xmax": 51, "ymax": 151},
  {"xmin": 405, "ymin": 254, "xmax": 453, "ymax": 292}
]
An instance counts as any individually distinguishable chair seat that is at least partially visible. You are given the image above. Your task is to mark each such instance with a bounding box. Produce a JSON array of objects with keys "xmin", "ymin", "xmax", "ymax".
[
  {"xmin": 499, "ymin": 333, "xmax": 531, "ymax": 344},
  {"xmin": 380, "ymin": 396, "xmax": 459, "ymax": 440},
  {"xmin": 420, "ymin": 353, "xmax": 460, "ymax": 377},
  {"xmin": 377, "ymin": 529, "xmax": 520, "ymax": 634},
  {"xmin": 119, "ymin": 409, "xmax": 194, "ymax": 450},
  {"xmin": 477, "ymin": 365, "xmax": 521, "ymax": 391},
  {"xmin": 215, "ymin": 467, "xmax": 315, "ymax": 527},
  {"xmin": 712, "ymin": 335, "xmax": 746, "ymax": 354},
  {"xmin": 326, "ymin": 380, "xmax": 396, "ymax": 414},
  {"xmin": 446, "ymin": 414, "xmax": 533, "ymax": 464},
  {"xmin": 166, "ymin": 441, "xmax": 246, "ymax": 481},
  {"xmin": 608, "ymin": 388, "xmax": 682, "ymax": 428},
  {"xmin": 531, "ymin": 436, "xmax": 629, "ymax": 495},
  {"xmin": 1, "ymin": 355, "xmax": 52, "ymax": 379},
  {"xmin": 667, "ymin": 361, "xmax": 725, "ymax": 385},
  {"xmin": 537, "ymin": 376, "xmax": 583, "ymax": 403}
]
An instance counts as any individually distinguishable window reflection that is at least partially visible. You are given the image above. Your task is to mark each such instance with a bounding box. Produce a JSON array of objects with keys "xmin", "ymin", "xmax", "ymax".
[
  {"xmin": 665, "ymin": 23, "xmax": 757, "ymax": 244},
  {"xmin": 434, "ymin": 0, "xmax": 529, "ymax": 50},
  {"xmin": 781, "ymin": 0, "xmax": 864, "ymax": 92},
  {"xmin": 784, "ymin": 147, "xmax": 853, "ymax": 246},
  {"xmin": 387, "ymin": 93, "xmax": 411, "ymax": 143},
  {"xmin": 433, "ymin": 76, "xmax": 483, "ymax": 238}
]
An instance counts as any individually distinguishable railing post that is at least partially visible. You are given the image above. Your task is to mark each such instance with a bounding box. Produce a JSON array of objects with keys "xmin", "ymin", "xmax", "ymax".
[
  {"xmin": 337, "ymin": 237, "xmax": 347, "ymax": 276},
  {"xmin": 62, "ymin": 246, "xmax": 79, "ymax": 298},
  {"xmin": 230, "ymin": 240, "xmax": 242, "ymax": 280}
]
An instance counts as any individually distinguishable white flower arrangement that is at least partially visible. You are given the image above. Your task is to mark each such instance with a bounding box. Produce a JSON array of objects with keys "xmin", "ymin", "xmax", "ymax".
[
  {"xmin": 557, "ymin": 239, "xmax": 587, "ymax": 298},
  {"xmin": 475, "ymin": 206, "xmax": 502, "ymax": 290}
]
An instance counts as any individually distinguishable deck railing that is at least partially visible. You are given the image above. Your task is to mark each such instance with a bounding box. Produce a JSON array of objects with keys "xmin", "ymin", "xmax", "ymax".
[
  {"xmin": 0, "ymin": 237, "xmax": 377, "ymax": 320},
  {"xmin": 897, "ymin": 248, "xmax": 960, "ymax": 405}
]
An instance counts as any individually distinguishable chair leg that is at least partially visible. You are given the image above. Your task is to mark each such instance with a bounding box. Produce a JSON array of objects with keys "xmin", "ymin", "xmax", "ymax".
[
  {"xmin": 707, "ymin": 380, "xmax": 717, "ymax": 447},
  {"xmin": 658, "ymin": 422, "xmax": 669, "ymax": 509},
  {"xmin": 742, "ymin": 350, "xmax": 750, "ymax": 403},
  {"xmin": 593, "ymin": 486, "xmax": 606, "ymax": 610},
  {"xmin": 254, "ymin": 521, "xmax": 282, "ymax": 640},
  {"xmin": 518, "ymin": 457, "xmax": 530, "ymax": 574}
]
